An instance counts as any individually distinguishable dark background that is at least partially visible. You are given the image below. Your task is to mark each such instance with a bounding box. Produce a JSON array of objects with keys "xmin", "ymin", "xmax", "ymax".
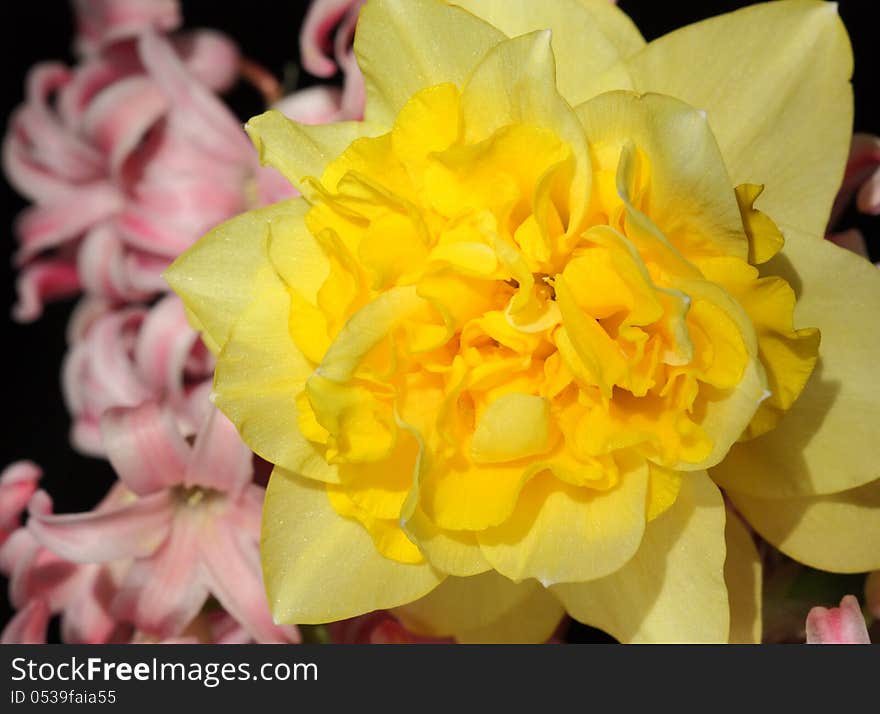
[{"xmin": 1, "ymin": 1, "xmax": 877, "ymax": 640}]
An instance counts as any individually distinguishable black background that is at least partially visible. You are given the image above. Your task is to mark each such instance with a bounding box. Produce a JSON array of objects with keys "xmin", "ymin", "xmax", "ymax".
[{"xmin": 0, "ymin": 1, "xmax": 877, "ymax": 640}]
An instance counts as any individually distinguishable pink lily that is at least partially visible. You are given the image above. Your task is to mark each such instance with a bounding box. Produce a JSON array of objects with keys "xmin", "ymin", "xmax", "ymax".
[
  {"xmin": 62, "ymin": 295, "xmax": 212, "ymax": 456},
  {"xmin": 26, "ymin": 402, "xmax": 299, "ymax": 644},
  {"xmin": 805, "ymin": 595, "xmax": 871, "ymax": 644}
]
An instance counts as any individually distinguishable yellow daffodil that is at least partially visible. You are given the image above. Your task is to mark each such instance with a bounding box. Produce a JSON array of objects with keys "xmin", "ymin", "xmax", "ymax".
[{"xmin": 166, "ymin": 0, "xmax": 880, "ymax": 643}]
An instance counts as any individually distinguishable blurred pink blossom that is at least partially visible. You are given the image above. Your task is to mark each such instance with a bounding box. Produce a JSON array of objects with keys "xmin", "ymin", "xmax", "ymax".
[
  {"xmin": 805, "ymin": 595, "xmax": 871, "ymax": 644},
  {"xmin": 73, "ymin": 0, "xmax": 181, "ymax": 55},
  {"xmin": 62, "ymin": 295, "xmax": 212, "ymax": 456},
  {"xmin": 865, "ymin": 572, "xmax": 880, "ymax": 621},
  {"xmin": 293, "ymin": 0, "xmax": 365, "ymax": 122},
  {"xmin": 26, "ymin": 403, "xmax": 298, "ymax": 644},
  {"xmin": 827, "ymin": 133, "xmax": 880, "ymax": 261},
  {"xmin": 0, "ymin": 463, "xmax": 128, "ymax": 644},
  {"xmin": 329, "ymin": 611, "xmax": 452, "ymax": 644},
  {"xmin": 3, "ymin": 19, "xmax": 292, "ymax": 321}
]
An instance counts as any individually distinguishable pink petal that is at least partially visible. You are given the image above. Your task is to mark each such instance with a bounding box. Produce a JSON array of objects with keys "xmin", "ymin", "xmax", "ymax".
[
  {"xmin": 185, "ymin": 409, "xmax": 253, "ymax": 496},
  {"xmin": 300, "ymin": 0, "xmax": 364, "ymax": 78},
  {"xmin": 208, "ymin": 610, "xmax": 253, "ymax": 644},
  {"xmin": 275, "ymin": 85, "xmax": 344, "ymax": 125},
  {"xmin": 172, "ymin": 29, "xmax": 241, "ymax": 93},
  {"xmin": 138, "ymin": 30, "xmax": 254, "ymax": 166},
  {"xmin": 865, "ymin": 572, "xmax": 880, "ymax": 621},
  {"xmin": 101, "ymin": 402, "xmax": 191, "ymax": 495},
  {"xmin": 28, "ymin": 488, "xmax": 174, "ymax": 563},
  {"xmin": 61, "ymin": 304, "xmax": 150, "ymax": 421},
  {"xmin": 12, "ymin": 260, "xmax": 82, "ymax": 323},
  {"xmin": 133, "ymin": 295, "xmax": 201, "ymax": 402},
  {"xmin": 77, "ymin": 222, "xmax": 152, "ymax": 301},
  {"xmin": 81, "ymin": 75, "xmax": 169, "ymax": 174},
  {"xmin": 2, "ymin": 116, "xmax": 76, "ymax": 203},
  {"xmin": 15, "ymin": 184, "xmax": 122, "ymax": 262},
  {"xmin": 18, "ymin": 63, "xmax": 106, "ymax": 181},
  {"xmin": 0, "ymin": 461, "xmax": 42, "ymax": 537},
  {"xmin": 199, "ymin": 513, "xmax": 299, "ymax": 644},
  {"xmin": 1, "ymin": 600, "xmax": 50, "ymax": 644},
  {"xmin": 123, "ymin": 250, "xmax": 172, "ymax": 293},
  {"xmin": 73, "ymin": 0, "xmax": 181, "ymax": 56},
  {"xmin": 57, "ymin": 56, "xmax": 139, "ymax": 128},
  {"xmin": 112, "ymin": 512, "xmax": 208, "ymax": 639},
  {"xmin": 830, "ymin": 133, "xmax": 880, "ymax": 226},
  {"xmin": 60, "ymin": 565, "xmax": 122, "ymax": 644},
  {"xmin": 806, "ymin": 595, "xmax": 871, "ymax": 644}
]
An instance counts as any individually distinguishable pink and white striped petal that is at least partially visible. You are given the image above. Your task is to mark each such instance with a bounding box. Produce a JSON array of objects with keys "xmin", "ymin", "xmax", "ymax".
[
  {"xmin": 15, "ymin": 184, "xmax": 121, "ymax": 262},
  {"xmin": 185, "ymin": 409, "xmax": 253, "ymax": 496},
  {"xmin": 1, "ymin": 600, "xmax": 50, "ymax": 644},
  {"xmin": 101, "ymin": 402, "xmax": 191, "ymax": 495},
  {"xmin": 73, "ymin": 0, "xmax": 182, "ymax": 56},
  {"xmin": 12, "ymin": 260, "xmax": 82, "ymax": 323},
  {"xmin": 28, "ymin": 488, "xmax": 174, "ymax": 563},
  {"xmin": 300, "ymin": 0, "xmax": 365, "ymax": 78},
  {"xmin": 172, "ymin": 30, "xmax": 241, "ymax": 93},
  {"xmin": 138, "ymin": 31, "xmax": 254, "ymax": 166},
  {"xmin": 198, "ymin": 514, "xmax": 299, "ymax": 644},
  {"xmin": 111, "ymin": 512, "xmax": 207, "ymax": 639},
  {"xmin": 0, "ymin": 461, "xmax": 42, "ymax": 539}
]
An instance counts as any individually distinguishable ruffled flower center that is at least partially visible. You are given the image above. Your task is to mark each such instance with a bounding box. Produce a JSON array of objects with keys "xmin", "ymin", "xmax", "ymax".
[{"xmin": 280, "ymin": 83, "xmax": 817, "ymax": 564}]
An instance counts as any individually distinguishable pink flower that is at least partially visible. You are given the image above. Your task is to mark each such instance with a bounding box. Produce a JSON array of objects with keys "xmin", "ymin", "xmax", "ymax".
[
  {"xmin": 827, "ymin": 133, "xmax": 880, "ymax": 261},
  {"xmin": 3, "ymin": 24, "xmax": 286, "ymax": 321},
  {"xmin": 62, "ymin": 295, "xmax": 212, "ymax": 456},
  {"xmin": 0, "ymin": 461, "xmax": 40, "ymax": 546},
  {"xmin": 1, "ymin": 600, "xmax": 52, "ymax": 644},
  {"xmin": 73, "ymin": 0, "xmax": 182, "ymax": 56},
  {"xmin": 1, "ymin": 466, "xmax": 129, "ymax": 644},
  {"xmin": 329, "ymin": 611, "xmax": 452, "ymax": 644},
  {"xmin": 26, "ymin": 402, "xmax": 299, "ymax": 644},
  {"xmin": 866, "ymin": 571, "xmax": 880, "ymax": 621},
  {"xmin": 805, "ymin": 595, "xmax": 871, "ymax": 644}
]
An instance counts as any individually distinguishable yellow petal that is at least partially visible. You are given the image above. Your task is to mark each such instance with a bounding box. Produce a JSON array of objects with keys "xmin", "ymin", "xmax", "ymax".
[
  {"xmin": 471, "ymin": 393, "xmax": 555, "ymax": 463},
  {"xmin": 459, "ymin": 30, "xmax": 591, "ymax": 232},
  {"xmin": 393, "ymin": 570, "xmax": 563, "ymax": 643},
  {"xmin": 451, "ymin": 0, "xmax": 641, "ymax": 104},
  {"xmin": 627, "ymin": 0, "xmax": 852, "ymax": 245},
  {"xmin": 262, "ymin": 468, "xmax": 444, "ymax": 624},
  {"xmin": 477, "ymin": 460, "xmax": 649, "ymax": 586},
  {"xmin": 646, "ymin": 463, "xmax": 682, "ymax": 522},
  {"xmin": 711, "ymin": 238, "xmax": 880, "ymax": 498},
  {"xmin": 552, "ymin": 471, "xmax": 728, "ymax": 643},
  {"xmin": 404, "ymin": 509, "xmax": 492, "ymax": 577},
  {"xmin": 212, "ymin": 262, "xmax": 338, "ymax": 483},
  {"xmin": 354, "ymin": 0, "xmax": 503, "ymax": 126},
  {"xmin": 735, "ymin": 184, "xmax": 784, "ymax": 265},
  {"xmin": 164, "ymin": 199, "xmax": 304, "ymax": 351},
  {"xmin": 729, "ymin": 478, "xmax": 880, "ymax": 574},
  {"xmin": 724, "ymin": 508, "xmax": 762, "ymax": 644},
  {"xmin": 246, "ymin": 111, "xmax": 380, "ymax": 193},
  {"xmin": 576, "ymin": 91, "xmax": 746, "ymax": 260}
]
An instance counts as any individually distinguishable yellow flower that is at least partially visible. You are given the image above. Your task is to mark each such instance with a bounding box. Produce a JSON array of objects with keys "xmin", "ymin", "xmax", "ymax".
[{"xmin": 167, "ymin": 0, "xmax": 880, "ymax": 643}]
